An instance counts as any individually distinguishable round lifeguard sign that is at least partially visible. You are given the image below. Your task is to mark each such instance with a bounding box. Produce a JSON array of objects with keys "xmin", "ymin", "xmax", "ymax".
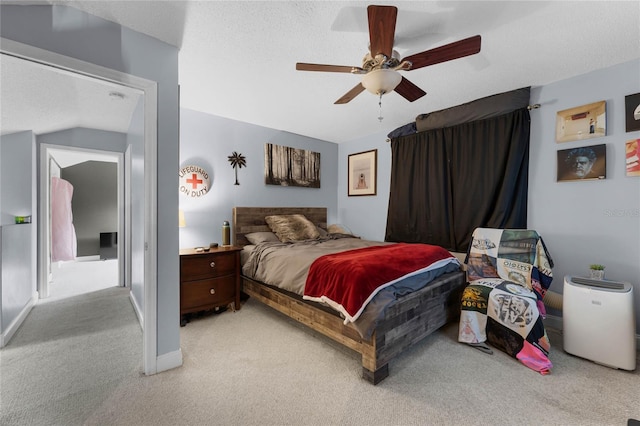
[{"xmin": 179, "ymin": 165, "xmax": 210, "ymax": 198}]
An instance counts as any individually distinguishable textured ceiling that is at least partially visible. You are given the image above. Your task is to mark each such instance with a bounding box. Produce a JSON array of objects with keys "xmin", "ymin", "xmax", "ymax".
[
  {"xmin": 2, "ymin": 1, "xmax": 639, "ymax": 144},
  {"xmin": 1, "ymin": 54, "xmax": 142, "ymax": 136}
]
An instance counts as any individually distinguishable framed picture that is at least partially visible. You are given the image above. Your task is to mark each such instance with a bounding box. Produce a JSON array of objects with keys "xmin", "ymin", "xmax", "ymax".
[
  {"xmin": 556, "ymin": 100, "xmax": 606, "ymax": 143},
  {"xmin": 557, "ymin": 144, "xmax": 606, "ymax": 182},
  {"xmin": 626, "ymin": 139, "xmax": 640, "ymax": 177},
  {"xmin": 264, "ymin": 143, "xmax": 320, "ymax": 188},
  {"xmin": 348, "ymin": 149, "xmax": 377, "ymax": 196},
  {"xmin": 624, "ymin": 93, "xmax": 640, "ymax": 132}
]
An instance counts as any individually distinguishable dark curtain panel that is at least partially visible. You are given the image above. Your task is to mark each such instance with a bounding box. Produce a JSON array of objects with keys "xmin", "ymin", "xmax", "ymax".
[
  {"xmin": 386, "ymin": 108, "xmax": 530, "ymax": 252},
  {"xmin": 415, "ymin": 87, "xmax": 531, "ymax": 132}
]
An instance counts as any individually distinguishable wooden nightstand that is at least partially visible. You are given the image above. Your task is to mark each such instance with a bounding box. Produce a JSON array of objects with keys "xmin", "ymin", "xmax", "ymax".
[{"xmin": 179, "ymin": 246, "xmax": 242, "ymax": 326}]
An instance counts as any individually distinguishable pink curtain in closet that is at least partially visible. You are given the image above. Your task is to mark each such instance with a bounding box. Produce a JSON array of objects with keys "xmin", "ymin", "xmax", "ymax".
[{"xmin": 51, "ymin": 177, "xmax": 77, "ymax": 262}]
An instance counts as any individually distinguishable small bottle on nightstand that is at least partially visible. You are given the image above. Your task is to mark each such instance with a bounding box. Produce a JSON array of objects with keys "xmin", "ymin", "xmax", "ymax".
[{"xmin": 222, "ymin": 221, "xmax": 230, "ymax": 246}]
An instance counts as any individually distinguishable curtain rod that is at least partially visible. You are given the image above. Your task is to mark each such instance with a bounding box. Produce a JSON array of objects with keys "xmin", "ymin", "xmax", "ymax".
[{"xmin": 386, "ymin": 103, "xmax": 542, "ymax": 142}]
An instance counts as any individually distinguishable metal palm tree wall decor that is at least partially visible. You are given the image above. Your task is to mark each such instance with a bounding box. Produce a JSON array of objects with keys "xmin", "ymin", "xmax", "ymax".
[{"xmin": 227, "ymin": 151, "xmax": 246, "ymax": 185}]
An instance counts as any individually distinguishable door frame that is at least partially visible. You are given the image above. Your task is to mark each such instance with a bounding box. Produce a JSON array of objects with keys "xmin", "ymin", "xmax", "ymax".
[
  {"xmin": 1, "ymin": 38, "xmax": 159, "ymax": 375},
  {"xmin": 41, "ymin": 144, "xmax": 125, "ymax": 291}
]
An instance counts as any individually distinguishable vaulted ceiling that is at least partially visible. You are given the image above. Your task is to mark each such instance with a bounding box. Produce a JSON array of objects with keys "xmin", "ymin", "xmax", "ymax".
[
  {"xmin": 2, "ymin": 1, "xmax": 639, "ymax": 143},
  {"xmin": 1, "ymin": 53, "xmax": 142, "ymax": 137}
]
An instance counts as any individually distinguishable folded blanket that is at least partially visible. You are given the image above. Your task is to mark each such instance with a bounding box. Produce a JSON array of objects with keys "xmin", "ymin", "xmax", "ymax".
[{"xmin": 303, "ymin": 243, "xmax": 459, "ymax": 324}]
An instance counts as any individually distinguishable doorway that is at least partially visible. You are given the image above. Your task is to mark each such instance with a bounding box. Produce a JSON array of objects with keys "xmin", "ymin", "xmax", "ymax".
[
  {"xmin": 42, "ymin": 146, "xmax": 125, "ymax": 302},
  {"xmin": 1, "ymin": 37, "xmax": 159, "ymax": 374}
]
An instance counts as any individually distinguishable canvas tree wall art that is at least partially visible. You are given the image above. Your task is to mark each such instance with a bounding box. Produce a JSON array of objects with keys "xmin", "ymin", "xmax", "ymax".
[{"xmin": 264, "ymin": 143, "xmax": 320, "ymax": 188}]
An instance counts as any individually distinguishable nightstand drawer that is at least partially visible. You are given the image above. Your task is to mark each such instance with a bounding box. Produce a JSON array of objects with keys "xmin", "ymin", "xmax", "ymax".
[
  {"xmin": 180, "ymin": 251, "xmax": 236, "ymax": 280},
  {"xmin": 180, "ymin": 275, "xmax": 236, "ymax": 313}
]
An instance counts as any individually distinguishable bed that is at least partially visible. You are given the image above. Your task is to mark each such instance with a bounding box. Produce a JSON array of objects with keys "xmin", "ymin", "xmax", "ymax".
[{"xmin": 233, "ymin": 207, "xmax": 467, "ymax": 384}]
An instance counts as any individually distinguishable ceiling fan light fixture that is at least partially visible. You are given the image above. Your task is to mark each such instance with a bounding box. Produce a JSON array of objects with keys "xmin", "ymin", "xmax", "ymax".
[
  {"xmin": 296, "ymin": 6, "xmax": 481, "ymax": 105},
  {"xmin": 361, "ymin": 69, "xmax": 401, "ymax": 95}
]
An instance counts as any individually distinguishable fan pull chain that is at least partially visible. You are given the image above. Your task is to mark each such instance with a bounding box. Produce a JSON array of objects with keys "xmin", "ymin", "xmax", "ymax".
[{"xmin": 378, "ymin": 92, "xmax": 384, "ymax": 122}]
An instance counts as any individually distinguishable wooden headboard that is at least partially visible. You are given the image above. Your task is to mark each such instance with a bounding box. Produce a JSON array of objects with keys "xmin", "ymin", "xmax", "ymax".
[{"xmin": 232, "ymin": 207, "xmax": 327, "ymax": 247}]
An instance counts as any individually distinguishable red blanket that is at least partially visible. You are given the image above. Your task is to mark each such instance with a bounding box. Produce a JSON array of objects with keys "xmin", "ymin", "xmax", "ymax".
[{"xmin": 303, "ymin": 243, "xmax": 456, "ymax": 323}]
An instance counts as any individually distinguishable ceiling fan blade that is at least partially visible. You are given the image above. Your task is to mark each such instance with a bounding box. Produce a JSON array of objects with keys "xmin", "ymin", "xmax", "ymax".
[
  {"xmin": 394, "ymin": 77, "xmax": 426, "ymax": 102},
  {"xmin": 334, "ymin": 83, "xmax": 365, "ymax": 104},
  {"xmin": 401, "ymin": 35, "xmax": 481, "ymax": 71},
  {"xmin": 367, "ymin": 5, "xmax": 397, "ymax": 58},
  {"xmin": 296, "ymin": 63, "xmax": 363, "ymax": 73}
]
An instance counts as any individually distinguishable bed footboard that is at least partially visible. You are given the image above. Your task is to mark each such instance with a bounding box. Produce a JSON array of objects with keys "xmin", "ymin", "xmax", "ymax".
[
  {"xmin": 242, "ymin": 270, "xmax": 466, "ymax": 384},
  {"xmin": 369, "ymin": 271, "xmax": 467, "ymax": 380}
]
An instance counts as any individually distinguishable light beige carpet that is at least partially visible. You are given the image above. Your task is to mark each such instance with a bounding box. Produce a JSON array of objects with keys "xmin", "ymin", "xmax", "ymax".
[
  {"xmin": 1, "ymin": 289, "xmax": 639, "ymax": 426},
  {"xmin": 0, "ymin": 287, "xmax": 141, "ymax": 426}
]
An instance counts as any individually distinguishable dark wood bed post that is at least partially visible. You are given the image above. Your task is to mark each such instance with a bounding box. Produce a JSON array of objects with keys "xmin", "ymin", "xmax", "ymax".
[{"xmin": 361, "ymin": 336, "xmax": 388, "ymax": 384}]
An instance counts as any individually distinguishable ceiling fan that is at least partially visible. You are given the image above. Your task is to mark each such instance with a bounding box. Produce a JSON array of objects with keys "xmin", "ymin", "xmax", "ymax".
[{"xmin": 296, "ymin": 5, "xmax": 481, "ymax": 105}]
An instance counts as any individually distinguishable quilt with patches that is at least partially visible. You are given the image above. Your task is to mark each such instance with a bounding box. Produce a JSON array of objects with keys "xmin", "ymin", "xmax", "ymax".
[{"xmin": 458, "ymin": 228, "xmax": 554, "ymax": 374}]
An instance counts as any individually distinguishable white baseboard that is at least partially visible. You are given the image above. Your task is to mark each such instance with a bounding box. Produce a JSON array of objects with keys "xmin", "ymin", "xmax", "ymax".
[
  {"xmin": 76, "ymin": 255, "xmax": 101, "ymax": 262},
  {"xmin": 543, "ymin": 314, "xmax": 640, "ymax": 351},
  {"xmin": 543, "ymin": 314, "xmax": 563, "ymax": 332},
  {"xmin": 127, "ymin": 292, "xmax": 182, "ymax": 374},
  {"xmin": 1, "ymin": 291, "xmax": 38, "ymax": 348},
  {"xmin": 129, "ymin": 291, "xmax": 144, "ymax": 330},
  {"xmin": 156, "ymin": 348, "xmax": 183, "ymax": 373}
]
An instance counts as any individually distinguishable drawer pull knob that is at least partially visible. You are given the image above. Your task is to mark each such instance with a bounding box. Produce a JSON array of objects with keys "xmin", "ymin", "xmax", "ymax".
[
  {"xmin": 210, "ymin": 288, "xmax": 215, "ymax": 295},
  {"xmin": 210, "ymin": 262, "xmax": 215, "ymax": 268}
]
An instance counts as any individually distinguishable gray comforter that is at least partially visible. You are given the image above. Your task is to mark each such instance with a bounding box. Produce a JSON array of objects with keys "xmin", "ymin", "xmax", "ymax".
[
  {"xmin": 243, "ymin": 235, "xmax": 390, "ymax": 294},
  {"xmin": 242, "ymin": 235, "xmax": 461, "ymax": 339}
]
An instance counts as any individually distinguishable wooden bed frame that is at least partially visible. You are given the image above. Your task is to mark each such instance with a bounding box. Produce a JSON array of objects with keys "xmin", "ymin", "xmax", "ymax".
[{"xmin": 233, "ymin": 207, "xmax": 467, "ymax": 384}]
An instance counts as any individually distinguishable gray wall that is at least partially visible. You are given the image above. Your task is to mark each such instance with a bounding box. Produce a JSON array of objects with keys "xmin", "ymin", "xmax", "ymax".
[
  {"xmin": 38, "ymin": 128, "xmax": 128, "ymax": 155},
  {"xmin": 179, "ymin": 109, "xmax": 339, "ymax": 250},
  {"xmin": 0, "ymin": 131, "xmax": 37, "ymax": 340},
  {"xmin": 337, "ymin": 129, "xmax": 391, "ymax": 242},
  {"xmin": 528, "ymin": 59, "xmax": 640, "ymax": 323},
  {"xmin": 1, "ymin": 4, "xmax": 180, "ymax": 358},
  {"xmin": 337, "ymin": 59, "xmax": 640, "ymax": 333},
  {"xmin": 1, "ymin": 131, "xmax": 36, "ymax": 225},
  {"xmin": 61, "ymin": 161, "xmax": 117, "ymax": 256}
]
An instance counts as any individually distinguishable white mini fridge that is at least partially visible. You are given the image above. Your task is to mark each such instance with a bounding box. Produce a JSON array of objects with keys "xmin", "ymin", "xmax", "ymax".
[{"xmin": 563, "ymin": 276, "xmax": 636, "ymax": 370}]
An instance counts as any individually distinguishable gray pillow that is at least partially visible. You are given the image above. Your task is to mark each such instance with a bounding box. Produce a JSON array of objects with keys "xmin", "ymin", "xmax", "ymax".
[
  {"xmin": 265, "ymin": 214, "xmax": 320, "ymax": 242},
  {"xmin": 245, "ymin": 231, "xmax": 280, "ymax": 245},
  {"xmin": 316, "ymin": 226, "xmax": 328, "ymax": 237}
]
